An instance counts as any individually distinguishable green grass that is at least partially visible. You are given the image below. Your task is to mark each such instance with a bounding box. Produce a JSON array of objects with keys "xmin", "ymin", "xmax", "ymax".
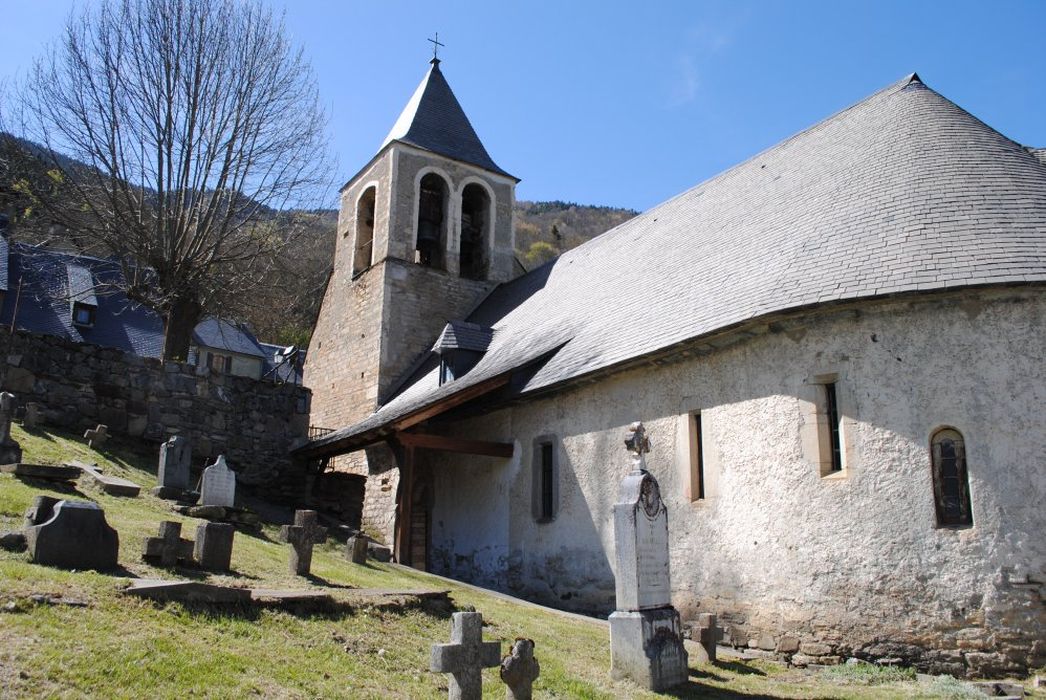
[{"xmin": 1, "ymin": 425, "xmax": 1042, "ymax": 698}]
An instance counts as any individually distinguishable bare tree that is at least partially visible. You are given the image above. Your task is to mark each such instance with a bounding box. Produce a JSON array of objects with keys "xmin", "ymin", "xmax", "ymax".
[{"xmin": 16, "ymin": 0, "xmax": 331, "ymax": 359}]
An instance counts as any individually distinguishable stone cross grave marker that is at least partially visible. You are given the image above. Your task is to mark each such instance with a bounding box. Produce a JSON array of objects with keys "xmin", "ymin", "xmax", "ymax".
[
  {"xmin": 154, "ymin": 435, "xmax": 192, "ymax": 497},
  {"xmin": 200, "ymin": 455, "xmax": 236, "ymax": 508},
  {"xmin": 142, "ymin": 521, "xmax": 194, "ymax": 568},
  {"xmin": 609, "ymin": 421, "xmax": 688, "ymax": 692},
  {"xmin": 279, "ymin": 510, "xmax": 327, "ymax": 575},
  {"xmin": 692, "ymin": 613, "xmax": 722, "ymax": 664},
  {"xmin": 430, "ymin": 611, "xmax": 501, "ymax": 700},
  {"xmin": 194, "ymin": 522, "xmax": 235, "ymax": 572},
  {"xmin": 0, "ymin": 391, "xmax": 23, "ymax": 464},
  {"xmin": 83, "ymin": 424, "xmax": 109, "ymax": 449},
  {"xmin": 500, "ymin": 638, "xmax": 540, "ymax": 700}
]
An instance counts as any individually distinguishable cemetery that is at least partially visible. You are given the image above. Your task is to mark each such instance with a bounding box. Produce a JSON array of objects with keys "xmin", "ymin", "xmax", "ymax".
[{"xmin": 1, "ymin": 417, "xmax": 1040, "ymax": 698}]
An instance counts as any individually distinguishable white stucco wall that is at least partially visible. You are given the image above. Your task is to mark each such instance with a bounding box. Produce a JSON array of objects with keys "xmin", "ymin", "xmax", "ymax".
[{"xmin": 416, "ymin": 287, "xmax": 1045, "ymax": 676}]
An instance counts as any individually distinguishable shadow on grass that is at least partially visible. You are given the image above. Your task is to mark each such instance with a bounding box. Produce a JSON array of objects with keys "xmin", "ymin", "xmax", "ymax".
[
  {"xmin": 715, "ymin": 660, "xmax": 768, "ymax": 676},
  {"xmin": 9, "ymin": 476, "xmax": 86, "ymax": 499},
  {"xmin": 663, "ymin": 681, "xmax": 789, "ymax": 699}
]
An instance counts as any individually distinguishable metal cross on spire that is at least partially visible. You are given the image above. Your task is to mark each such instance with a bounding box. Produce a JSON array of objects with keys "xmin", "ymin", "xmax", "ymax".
[{"xmin": 428, "ymin": 32, "xmax": 445, "ymax": 62}]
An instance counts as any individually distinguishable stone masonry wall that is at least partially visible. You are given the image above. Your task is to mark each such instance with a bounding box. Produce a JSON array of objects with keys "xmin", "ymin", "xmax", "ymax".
[{"xmin": 0, "ymin": 328, "xmax": 311, "ymax": 501}]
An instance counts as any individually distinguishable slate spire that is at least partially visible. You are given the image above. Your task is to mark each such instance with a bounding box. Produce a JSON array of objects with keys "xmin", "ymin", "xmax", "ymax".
[{"xmin": 380, "ymin": 61, "xmax": 514, "ymax": 179}]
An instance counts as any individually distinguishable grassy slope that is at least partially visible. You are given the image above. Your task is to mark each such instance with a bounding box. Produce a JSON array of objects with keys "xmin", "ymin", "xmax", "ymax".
[{"xmin": 0, "ymin": 426, "xmax": 1040, "ymax": 699}]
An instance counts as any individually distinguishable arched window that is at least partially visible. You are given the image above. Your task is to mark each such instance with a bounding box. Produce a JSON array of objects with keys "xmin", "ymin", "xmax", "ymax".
[
  {"xmin": 459, "ymin": 183, "xmax": 490, "ymax": 280},
  {"xmin": 930, "ymin": 428, "xmax": 973, "ymax": 527},
  {"xmin": 416, "ymin": 173, "xmax": 447, "ymax": 270},
  {"xmin": 352, "ymin": 186, "xmax": 376, "ymax": 276}
]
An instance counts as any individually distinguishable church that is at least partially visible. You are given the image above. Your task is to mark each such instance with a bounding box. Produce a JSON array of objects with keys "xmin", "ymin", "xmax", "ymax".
[{"xmin": 300, "ymin": 57, "xmax": 1046, "ymax": 677}]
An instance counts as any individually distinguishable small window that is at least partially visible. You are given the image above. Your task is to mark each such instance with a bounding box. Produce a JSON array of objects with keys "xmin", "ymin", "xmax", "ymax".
[
  {"xmin": 689, "ymin": 412, "xmax": 705, "ymax": 501},
  {"xmin": 931, "ymin": 428, "xmax": 973, "ymax": 527},
  {"xmin": 532, "ymin": 437, "xmax": 559, "ymax": 522},
  {"xmin": 72, "ymin": 303, "xmax": 96, "ymax": 327},
  {"xmin": 823, "ymin": 382, "xmax": 842, "ymax": 473}
]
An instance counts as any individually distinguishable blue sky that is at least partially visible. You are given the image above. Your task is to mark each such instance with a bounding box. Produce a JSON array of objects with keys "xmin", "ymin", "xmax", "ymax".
[{"xmin": 2, "ymin": 1, "xmax": 1044, "ymax": 211}]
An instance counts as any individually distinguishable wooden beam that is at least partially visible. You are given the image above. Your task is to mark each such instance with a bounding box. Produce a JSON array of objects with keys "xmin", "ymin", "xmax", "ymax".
[
  {"xmin": 396, "ymin": 432, "xmax": 514, "ymax": 459},
  {"xmin": 391, "ymin": 374, "xmax": 510, "ymax": 432},
  {"xmin": 394, "ymin": 446, "xmax": 414, "ymax": 567}
]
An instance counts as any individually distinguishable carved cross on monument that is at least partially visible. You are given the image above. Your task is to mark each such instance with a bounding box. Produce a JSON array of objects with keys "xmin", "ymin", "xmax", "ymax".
[
  {"xmin": 624, "ymin": 421, "xmax": 650, "ymax": 471},
  {"xmin": 500, "ymin": 638, "xmax": 540, "ymax": 700},
  {"xmin": 279, "ymin": 509, "xmax": 327, "ymax": 575},
  {"xmin": 430, "ymin": 611, "xmax": 501, "ymax": 700},
  {"xmin": 84, "ymin": 424, "xmax": 109, "ymax": 449}
]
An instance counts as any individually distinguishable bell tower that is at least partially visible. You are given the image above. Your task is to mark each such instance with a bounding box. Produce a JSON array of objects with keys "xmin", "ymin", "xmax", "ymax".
[{"xmin": 306, "ymin": 57, "xmax": 519, "ymax": 430}]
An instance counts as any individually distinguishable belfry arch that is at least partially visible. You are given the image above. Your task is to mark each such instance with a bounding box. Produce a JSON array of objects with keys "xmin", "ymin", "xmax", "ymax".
[
  {"xmin": 416, "ymin": 172, "xmax": 449, "ymax": 270},
  {"xmin": 459, "ymin": 182, "xmax": 491, "ymax": 280},
  {"xmin": 352, "ymin": 185, "xmax": 377, "ymax": 276}
]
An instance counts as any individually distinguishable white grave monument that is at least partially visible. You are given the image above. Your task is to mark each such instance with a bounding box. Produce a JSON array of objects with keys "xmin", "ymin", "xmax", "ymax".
[
  {"xmin": 200, "ymin": 455, "xmax": 236, "ymax": 508},
  {"xmin": 609, "ymin": 422, "xmax": 688, "ymax": 691}
]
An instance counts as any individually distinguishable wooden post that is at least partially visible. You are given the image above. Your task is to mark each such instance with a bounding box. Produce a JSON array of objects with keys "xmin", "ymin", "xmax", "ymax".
[{"xmin": 395, "ymin": 445, "xmax": 415, "ymax": 566}]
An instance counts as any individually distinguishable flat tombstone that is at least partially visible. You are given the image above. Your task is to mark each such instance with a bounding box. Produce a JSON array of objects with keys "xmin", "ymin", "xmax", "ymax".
[
  {"xmin": 195, "ymin": 522, "xmax": 235, "ymax": 572},
  {"xmin": 0, "ymin": 391, "xmax": 22, "ymax": 465},
  {"xmin": 200, "ymin": 455, "xmax": 236, "ymax": 508},
  {"xmin": 430, "ymin": 611, "xmax": 501, "ymax": 700},
  {"xmin": 500, "ymin": 638, "xmax": 540, "ymax": 700},
  {"xmin": 278, "ymin": 510, "xmax": 327, "ymax": 575},
  {"xmin": 157, "ymin": 436, "xmax": 191, "ymax": 490},
  {"xmin": 24, "ymin": 500, "xmax": 119, "ymax": 570}
]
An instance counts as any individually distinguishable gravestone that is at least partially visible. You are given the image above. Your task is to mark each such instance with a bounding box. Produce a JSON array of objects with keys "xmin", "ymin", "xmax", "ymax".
[
  {"xmin": 23, "ymin": 402, "xmax": 42, "ymax": 428},
  {"xmin": 609, "ymin": 422, "xmax": 688, "ymax": 691},
  {"xmin": 0, "ymin": 391, "xmax": 23, "ymax": 465},
  {"xmin": 24, "ymin": 500, "xmax": 119, "ymax": 570},
  {"xmin": 692, "ymin": 613, "xmax": 721, "ymax": 664},
  {"xmin": 83, "ymin": 424, "xmax": 109, "ymax": 449},
  {"xmin": 142, "ymin": 521, "xmax": 194, "ymax": 567},
  {"xmin": 153, "ymin": 435, "xmax": 192, "ymax": 499},
  {"xmin": 200, "ymin": 455, "xmax": 236, "ymax": 508},
  {"xmin": 195, "ymin": 522, "xmax": 235, "ymax": 572},
  {"xmin": 278, "ymin": 510, "xmax": 328, "ymax": 575},
  {"xmin": 345, "ymin": 535, "xmax": 368, "ymax": 564},
  {"xmin": 24, "ymin": 495, "xmax": 61, "ymax": 527},
  {"xmin": 68, "ymin": 460, "xmax": 141, "ymax": 497},
  {"xmin": 500, "ymin": 638, "xmax": 540, "ymax": 700},
  {"xmin": 430, "ymin": 611, "xmax": 501, "ymax": 700}
]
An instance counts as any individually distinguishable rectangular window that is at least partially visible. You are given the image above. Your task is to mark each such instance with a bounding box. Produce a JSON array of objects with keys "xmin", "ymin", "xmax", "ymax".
[
  {"xmin": 690, "ymin": 412, "xmax": 705, "ymax": 501},
  {"xmin": 540, "ymin": 443, "xmax": 554, "ymax": 520},
  {"xmin": 824, "ymin": 382, "xmax": 843, "ymax": 473},
  {"xmin": 72, "ymin": 303, "xmax": 95, "ymax": 327}
]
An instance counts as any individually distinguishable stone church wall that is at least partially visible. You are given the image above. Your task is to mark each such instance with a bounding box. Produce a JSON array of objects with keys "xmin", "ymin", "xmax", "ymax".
[
  {"xmin": 422, "ymin": 287, "xmax": 1046, "ymax": 677},
  {"xmin": 0, "ymin": 328, "xmax": 311, "ymax": 500}
]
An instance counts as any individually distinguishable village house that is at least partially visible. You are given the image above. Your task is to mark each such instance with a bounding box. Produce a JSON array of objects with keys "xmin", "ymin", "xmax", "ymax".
[{"xmin": 301, "ymin": 59, "xmax": 1046, "ymax": 676}]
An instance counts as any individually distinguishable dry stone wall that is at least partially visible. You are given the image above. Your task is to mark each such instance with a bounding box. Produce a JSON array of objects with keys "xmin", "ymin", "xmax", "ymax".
[{"xmin": 0, "ymin": 328, "xmax": 311, "ymax": 501}]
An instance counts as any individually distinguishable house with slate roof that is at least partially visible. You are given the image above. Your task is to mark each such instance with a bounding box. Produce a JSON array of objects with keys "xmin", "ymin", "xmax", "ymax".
[
  {"xmin": 0, "ymin": 242, "xmax": 298, "ymax": 382},
  {"xmin": 301, "ymin": 62, "xmax": 1046, "ymax": 677}
]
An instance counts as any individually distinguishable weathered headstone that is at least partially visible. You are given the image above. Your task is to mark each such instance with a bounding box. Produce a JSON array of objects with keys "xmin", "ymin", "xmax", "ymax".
[
  {"xmin": 195, "ymin": 522, "xmax": 235, "ymax": 572},
  {"xmin": 24, "ymin": 500, "xmax": 119, "ymax": 570},
  {"xmin": 68, "ymin": 461, "xmax": 141, "ymax": 497},
  {"xmin": 500, "ymin": 638, "xmax": 540, "ymax": 700},
  {"xmin": 1, "ymin": 462, "xmax": 80, "ymax": 481},
  {"xmin": 24, "ymin": 495, "xmax": 61, "ymax": 527},
  {"xmin": 22, "ymin": 402, "xmax": 42, "ymax": 428},
  {"xmin": 278, "ymin": 510, "xmax": 327, "ymax": 575},
  {"xmin": 153, "ymin": 435, "xmax": 192, "ymax": 499},
  {"xmin": 609, "ymin": 422, "xmax": 688, "ymax": 691},
  {"xmin": 83, "ymin": 424, "xmax": 109, "ymax": 449},
  {"xmin": 430, "ymin": 611, "xmax": 501, "ymax": 700},
  {"xmin": 692, "ymin": 613, "xmax": 721, "ymax": 664},
  {"xmin": 200, "ymin": 454, "xmax": 236, "ymax": 508},
  {"xmin": 142, "ymin": 521, "xmax": 194, "ymax": 568},
  {"xmin": 0, "ymin": 392, "xmax": 23, "ymax": 465},
  {"xmin": 345, "ymin": 535, "xmax": 368, "ymax": 564}
]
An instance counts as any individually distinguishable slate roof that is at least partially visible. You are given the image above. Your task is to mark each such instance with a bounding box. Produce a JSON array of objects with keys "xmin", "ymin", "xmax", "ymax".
[
  {"xmin": 66, "ymin": 263, "xmax": 98, "ymax": 306},
  {"xmin": 432, "ymin": 320, "xmax": 493, "ymax": 354},
  {"xmin": 192, "ymin": 317, "xmax": 267, "ymax": 359},
  {"xmin": 0, "ymin": 246, "xmax": 164, "ymax": 356},
  {"xmin": 309, "ymin": 73, "xmax": 1046, "ymax": 452},
  {"xmin": 380, "ymin": 60, "xmax": 515, "ymax": 180}
]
